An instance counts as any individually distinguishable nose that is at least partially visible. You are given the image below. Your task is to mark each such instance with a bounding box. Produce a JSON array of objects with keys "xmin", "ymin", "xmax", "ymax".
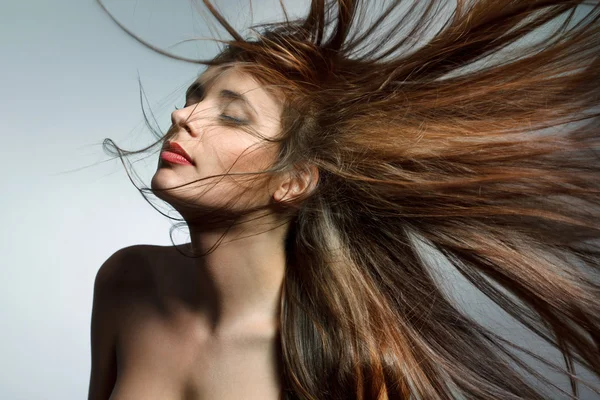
[
  {"xmin": 170, "ymin": 106, "xmax": 197, "ymax": 137},
  {"xmin": 171, "ymin": 108, "xmax": 188, "ymax": 129}
]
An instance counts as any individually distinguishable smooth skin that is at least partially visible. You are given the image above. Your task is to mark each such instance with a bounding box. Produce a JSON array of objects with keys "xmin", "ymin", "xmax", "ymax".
[{"xmin": 88, "ymin": 66, "xmax": 318, "ymax": 400}]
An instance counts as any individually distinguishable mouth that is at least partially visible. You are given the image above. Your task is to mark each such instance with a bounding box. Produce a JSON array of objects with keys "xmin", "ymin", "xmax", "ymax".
[
  {"xmin": 160, "ymin": 151, "xmax": 194, "ymax": 166},
  {"xmin": 163, "ymin": 141, "xmax": 194, "ymax": 165}
]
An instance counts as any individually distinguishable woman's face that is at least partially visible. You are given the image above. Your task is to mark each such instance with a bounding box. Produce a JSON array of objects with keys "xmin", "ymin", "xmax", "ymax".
[{"xmin": 151, "ymin": 65, "xmax": 284, "ymax": 212}]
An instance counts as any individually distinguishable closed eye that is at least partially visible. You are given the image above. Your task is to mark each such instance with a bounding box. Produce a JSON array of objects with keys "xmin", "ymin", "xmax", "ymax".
[{"xmin": 219, "ymin": 114, "xmax": 247, "ymax": 125}]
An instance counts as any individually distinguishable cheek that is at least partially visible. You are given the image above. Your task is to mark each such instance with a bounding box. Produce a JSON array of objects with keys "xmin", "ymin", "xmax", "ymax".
[{"xmin": 206, "ymin": 132, "xmax": 267, "ymax": 171}]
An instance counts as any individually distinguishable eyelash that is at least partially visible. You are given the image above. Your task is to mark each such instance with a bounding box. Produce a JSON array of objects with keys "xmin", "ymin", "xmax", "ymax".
[
  {"xmin": 219, "ymin": 114, "xmax": 246, "ymax": 125},
  {"xmin": 174, "ymin": 104, "xmax": 247, "ymax": 125}
]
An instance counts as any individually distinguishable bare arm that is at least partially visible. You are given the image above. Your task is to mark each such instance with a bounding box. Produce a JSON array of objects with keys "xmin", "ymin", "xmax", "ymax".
[{"xmin": 88, "ymin": 249, "xmax": 126, "ymax": 400}]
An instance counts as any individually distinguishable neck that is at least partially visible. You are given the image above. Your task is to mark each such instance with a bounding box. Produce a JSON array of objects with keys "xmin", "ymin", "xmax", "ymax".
[{"xmin": 185, "ymin": 217, "xmax": 289, "ymax": 337}]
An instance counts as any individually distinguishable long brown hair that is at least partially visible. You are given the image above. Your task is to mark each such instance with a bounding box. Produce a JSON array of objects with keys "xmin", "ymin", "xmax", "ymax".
[{"xmin": 98, "ymin": 0, "xmax": 600, "ymax": 398}]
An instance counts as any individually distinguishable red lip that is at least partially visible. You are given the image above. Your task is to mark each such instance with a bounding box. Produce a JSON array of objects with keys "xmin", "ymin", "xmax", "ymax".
[{"xmin": 163, "ymin": 142, "xmax": 194, "ymax": 165}]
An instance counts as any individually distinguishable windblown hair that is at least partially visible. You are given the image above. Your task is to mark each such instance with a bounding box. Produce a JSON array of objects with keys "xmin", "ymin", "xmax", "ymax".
[{"xmin": 99, "ymin": 0, "xmax": 600, "ymax": 398}]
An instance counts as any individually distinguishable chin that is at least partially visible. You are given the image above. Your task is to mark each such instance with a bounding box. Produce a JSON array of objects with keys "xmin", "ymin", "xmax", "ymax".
[{"xmin": 150, "ymin": 172, "xmax": 178, "ymax": 199}]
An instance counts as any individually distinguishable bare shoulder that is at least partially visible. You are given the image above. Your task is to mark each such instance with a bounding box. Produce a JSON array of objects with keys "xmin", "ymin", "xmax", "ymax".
[
  {"xmin": 88, "ymin": 244, "xmax": 176, "ymax": 400},
  {"xmin": 94, "ymin": 243, "xmax": 198, "ymax": 317},
  {"xmin": 94, "ymin": 245, "xmax": 154, "ymax": 292},
  {"xmin": 88, "ymin": 245, "xmax": 149, "ymax": 400},
  {"xmin": 95, "ymin": 244, "xmax": 191, "ymax": 285}
]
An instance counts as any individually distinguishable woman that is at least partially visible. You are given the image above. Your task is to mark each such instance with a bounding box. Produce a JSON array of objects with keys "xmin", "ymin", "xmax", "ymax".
[{"xmin": 89, "ymin": 0, "xmax": 600, "ymax": 399}]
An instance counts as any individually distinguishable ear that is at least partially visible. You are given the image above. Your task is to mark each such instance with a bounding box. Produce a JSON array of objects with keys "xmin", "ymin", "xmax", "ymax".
[{"xmin": 273, "ymin": 164, "xmax": 319, "ymax": 203}]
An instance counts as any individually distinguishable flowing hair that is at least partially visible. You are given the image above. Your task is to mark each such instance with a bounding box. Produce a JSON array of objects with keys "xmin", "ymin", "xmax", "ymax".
[{"xmin": 98, "ymin": 0, "xmax": 600, "ymax": 398}]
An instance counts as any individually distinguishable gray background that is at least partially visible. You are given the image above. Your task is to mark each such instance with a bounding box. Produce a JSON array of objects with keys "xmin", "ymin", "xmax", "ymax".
[{"xmin": 1, "ymin": 1, "xmax": 598, "ymax": 399}]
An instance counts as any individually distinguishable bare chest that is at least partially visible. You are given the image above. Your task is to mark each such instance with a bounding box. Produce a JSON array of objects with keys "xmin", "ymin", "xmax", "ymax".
[
  {"xmin": 109, "ymin": 303, "xmax": 282, "ymax": 400},
  {"xmin": 106, "ymin": 244, "xmax": 283, "ymax": 400}
]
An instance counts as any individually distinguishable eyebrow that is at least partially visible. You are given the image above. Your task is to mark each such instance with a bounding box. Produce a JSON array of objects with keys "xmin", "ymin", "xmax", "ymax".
[{"xmin": 186, "ymin": 81, "xmax": 258, "ymax": 118}]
